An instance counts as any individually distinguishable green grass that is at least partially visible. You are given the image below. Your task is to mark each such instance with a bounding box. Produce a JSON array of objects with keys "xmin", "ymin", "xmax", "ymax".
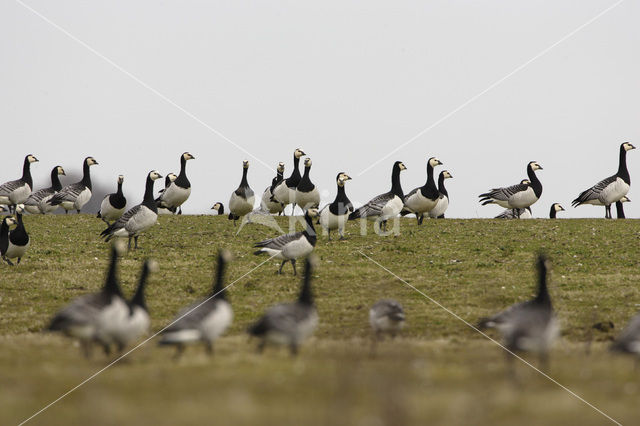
[{"xmin": 1, "ymin": 215, "xmax": 640, "ymax": 425}]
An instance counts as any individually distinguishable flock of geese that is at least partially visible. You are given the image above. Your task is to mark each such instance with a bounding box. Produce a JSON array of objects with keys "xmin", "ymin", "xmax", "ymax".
[{"xmin": 1, "ymin": 143, "xmax": 639, "ymax": 368}]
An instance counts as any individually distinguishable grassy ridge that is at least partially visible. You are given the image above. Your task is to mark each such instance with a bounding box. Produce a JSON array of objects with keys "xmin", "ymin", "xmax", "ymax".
[{"xmin": 1, "ymin": 215, "xmax": 640, "ymax": 425}]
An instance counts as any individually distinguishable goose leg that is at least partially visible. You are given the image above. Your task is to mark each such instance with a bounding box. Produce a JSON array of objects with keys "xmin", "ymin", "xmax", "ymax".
[
  {"xmin": 173, "ymin": 344, "xmax": 185, "ymax": 361},
  {"xmin": 327, "ymin": 229, "xmax": 332, "ymax": 241},
  {"xmin": 17, "ymin": 257, "xmax": 21, "ymax": 265},
  {"xmin": 81, "ymin": 340, "xmax": 93, "ymax": 359},
  {"xmin": 417, "ymin": 214, "xmax": 424, "ymax": 225},
  {"xmin": 127, "ymin": 236, "xmax": 133, "ymax": 250},
  {"xmin": 4, "ymin": 257, "xmax": 14, "ymax": 266},
  {"xmin": 605, "ymin": 205, "xmax": 612, "ymax": 219},
  {"xmin": 289, "ymin": 341, "xmax": 299, "ymax": 357},
  {"xmin": 134, "ymin": 236, "xmax": 139, "ymax": 249},
  {"xmin": 291, "ymin": 259, "xmax": 297, "ymax": 276},
  {"xmin": 204, "ymin": 341, "xmax": 213, "ymax": 356},
  {"xmin": 539, "ymin": 351, "xmax": 550, "ymax": 373},
  {"xmin": 278, "ymin": 260, "xmax": 287, "ymax": 274},
  {"xmin": 257, "ymin": 339, "xmax": 267, "ymax": 354}
]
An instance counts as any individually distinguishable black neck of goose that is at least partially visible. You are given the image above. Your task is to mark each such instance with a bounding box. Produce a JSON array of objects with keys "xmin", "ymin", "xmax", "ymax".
[
  {"xmin": 535, "ymin": 260, "xmax": 551, "ymax": 306},
  {"xmin": 116, "ymin": 181, "xmax": 123, "ymax": 196},
  {"xmin": 22, "ymin": 157, "xmax": 33, "ymax": 189},
  {"xmin": 616, "ymin": 201, "xmax": 625, "ymax": 219},
  {"xmin": 618, "ymin": 145, "xmax": 630, "ymax": 184},
  {"xmin": 288, "ymin": 156, "xmax": 302, "ymax": 185},
  {"xmin": 298, "ymin": 261, "xmax": 314, "ymax": 306},
  {"xmin": 526, "ymin": 165, "xmax": 542, "ymax": 197},
  {"xmin": 303, "ymin": 212, "xmax": 317, "ymax": 242},
  {"xmin": 270, "ymin": 171, "xmax": 283, "ymax": 192},
  {"xmin": 277, "ymin": 170, "xmax": 284, "ymax": 180},
  {"xmin": 175, "ymin": 156, "xmax": 191, "ymax": 188},
  {"xmin": 549, "ymin": 206, "xmax": 556, "ymax": 219},
  {"xmin": 142, "ymin": 175, "xmax": 157, "ymax": 211},
  {"xmin": 131, "ymin": 263, "xmax": 150, "ymax": 310},
  {"xmin": 212, "ymin": 255, "xmax": 228, "ymax": 300},
  {"xmin": 81, "ymin": 160, "xmax": 92, "ymax": 190},
  {"xmin": 51, "ymin": 169, "xmax": 62, "ymax": 191},
  {"xmin": 240, "ymin": 167, "xmax": 249, "ymax": 188},
  {"xmin": 179, "ymin": 156, "xmax": 187, "ymax": 178},
  {"xmin": 104, "ymin": 247, "xmax": 123, "ymax": 297},
  {"xmin": 16, "ymin": 213, "xmax": 24, "ymax": 229},
  {"xmin": 0, "ymin": 220, "xmax": 9, "ymax": 253},
  {"xmin": 164, "ymin": 176, "xmax": 172, "ymax": 188},
  {"xmin": 301, "ymin": 165, "xmax": 311, "ymax": 182},
  {"xmin": 335, "ymin": 182, "xmax": 348, "ymax": 203},
  {"xmin": 438, "ymin": 173, "xmax": 448, "ymax": 197},
  {"xmin": 391, "ymin": 166, "xmax": 404, "ymax": 199},
  {"xmin": 425, "ymin": 163, "xmax": 436, "ymax": 187}
]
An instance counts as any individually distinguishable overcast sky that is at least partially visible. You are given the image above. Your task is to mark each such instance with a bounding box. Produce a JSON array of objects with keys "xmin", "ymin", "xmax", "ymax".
[{"xmin": 2, "ymin": 0, "xmax": 639, "ymax": 218}]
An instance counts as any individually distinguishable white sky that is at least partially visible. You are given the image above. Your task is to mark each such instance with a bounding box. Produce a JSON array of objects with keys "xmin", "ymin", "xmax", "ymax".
[{"xmin": 1, "ymin": 0, "xmax": 639, "ymax": 218}]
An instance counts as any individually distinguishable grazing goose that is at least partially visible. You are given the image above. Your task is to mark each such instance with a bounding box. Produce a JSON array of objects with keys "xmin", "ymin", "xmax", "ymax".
[
  {"xmin": 47, "ymin": 243, "xmax": 128, "ymax": 358},
  {"xmin": 478, "ymin": 253, "xmax": 559, "ymax": 371},
  {"xmin": 48, "ymin": 156, "xmax": 98, "ymax": 214},
  {"xmin": 428, "ymin": 170, "xmax": 453, "ymax": 219},
  {"xmin": 248, "ymin": 255, "xmax": 318, "ymax": 356},
  {"xmin": 319, "ymin": 172, "xmax": 353, "ymax": 240},
  {"xmin": 261, "ymin": 162, "xmax": 286, "ymax": 214},
  {"xmin": 616, "ymin": 196, "xmax": 630, "ymax": 219},
  {"xmin": 549, "ymin": 203, "xmax": 565, "ymax": 219},
  {"xmin": 479, "ymin": 161, "xmax": 543, "ymax": 218},
  {"xmin": 0, "ymin": 154, "xmax": 38, "ymax": 213},
  {"xmin": 24, "ymin": 165, "xmax": 66, "ymax": 214},
  {"xmin": 158, "ymin": 152, "xmax": 195, "ymax": 215},
  {"xmin": 156, "ymin": 173, "xmax": 178, "ymax": 215},
  {"xmin": 370, "ymin": 299, "xmax": 406, "ymax": 340},
  {"xmin": 295, "ymin": 158, "xmax": 320, "ymax": 211},
  {"xmin": 572, "ymin": 142, "xmax": 635, "ymax": 218},
  {"xmin": 271, "ymin": 148, "xmax": 305, "ymax": 214},
  {"xmin": 228, "ymin": 160, "xmax": 255, "ymax": 224},
  {"xmin": 402, "ymin": 157, "xmax": 443, "ymax": 224},
  {"xmin": 100, "ymin": 170, "xmax": 162, "ymax": 250},
  {"xmin": 349, "ymin": 161, "xmax": 407, "ymax": 232},
  {"xmin": 159, "ymin": 250, "xmax": 233, "ymax": 359},
  {"xmin": 254, "ymin": 208, "xmax": 319, "ymax": 275},
  {"xmin": 495, "ymin": 207, "xmax": 532, "ymax": 219},
  {"xmin": 610, "ymin": 310, "xmax": 640, "ymax": 364},
  {"xmin": 97, "ymin": 175, "xmax": 127, "ymax": 224},
  {"xmin": 211, "ymin": 202, "xmax": 225, "ymax": 215},
  {"xmin": 3, "ymin": 205, "xmax": 30, "ymax": 265},
  {"xmin": 0, "ymin": 216, "xmax": 18, "ymax": 265}
]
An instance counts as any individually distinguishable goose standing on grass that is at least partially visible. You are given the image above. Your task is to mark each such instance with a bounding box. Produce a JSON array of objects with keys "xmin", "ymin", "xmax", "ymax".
[
  {"xmin": 254, "ymin": 208, "xmax": 319, "ymax": 275},
  {"xmin": 159, "ymin": 250, "xmax": 233, "ymax": 359},
  {"xmin": 495, "ymin": 207, "xmax": 532, "ymax": 219},
  {"xmin": 616, "ymin": 196, "xmax": 630, "ymax": 219},
  {"xmin": 97, "ymin": 175, "xmax": 127, "ymax": 225},
  {"xmin": 271, "ymin": 148, "xmax": 305, "ymax": 215},
  {"xmin": 211, "ymin": 202, "xmax": 225, "ymax": 215},
  {"xmin": 428, "ymin": 170, "xmax": 453, "ymax": 219},
  {"xmin": 0, "ymin": 154, "xmax": 38, "ymax": 213},
  {"xmin": 24, "ymin": 165, "xmax": 65, "ymax": 214},
  {"xmin": 4, "ymin": 205, "xmax": 30, "ymax": 265},
  {"xmin": 248, "ymin": 255, "xmax": 318, "ymax": 356},
  {"xmin": 156, "ymin": 173, "xmax": 177, "ymax": 215},
  {"xmin": 572, "ymin": 142, "xmax": 635, "ymax": 218},
  {"xmin": 1, "ymin": 217, "xmax": 17, "ymax": 266},
  {"xmin": 261, "ymin": 162, "xmax": 286, "ymax": 214},
  {"xmin": 402, "ymin": 157, "xmax": 443, "ymax": 224},
  {"xmin": 479, "ymin": 161, "xmax": 543, "ymax": 218},
  {"xmin": 478, "ymin": 253, "xmax": 559, "ymax": 372},
  {"xmin": 157, "ymin": 152, "xmax": 195, "ymax": 215},
  {"xmin": 47, "ymin": 242, "xmax": 127, "ymax": 358},
  {"xmin": 319, "ymin": 172, "xmax": 353, "ymax": 240},
  {"xmin": 228, "ymin": 160, "xmax": 255, "ymax": 224},
  {"xmin": 549, "ymin": 203, "xmax": 565, "ymax": 219},
  {"xmin": 349, "ymin": 161, "xmax": 407, "ymax": 232},
  {"xmin": 48, "ymin": 156, "xmax": 98, "ymax": 214},
  {"xmin": 101, "ymin": 171, "xmax": 162, "ymax": 250},
  {"xmin": 370, "ymin": 299, "xmax": 405, "ymax": 341},
  {"xmin": 610, "ymin": 310, "xmax": 640, "ymax": 365},
  {"xmin": 295, "ymin": 158, "xmax": 320, "ymax": 211}
]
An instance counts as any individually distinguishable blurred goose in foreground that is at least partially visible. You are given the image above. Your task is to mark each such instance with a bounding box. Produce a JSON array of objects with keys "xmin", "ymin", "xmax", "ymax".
[
  {"xmin": 248, "ymin": 255, "xmax": 318, "ymax": 356},
  {"xmin": 610, "ymin": 310, "xmax": 640, "ymax": 366},
  {"xmin": 402, "ymin": 157, "xmax": 443, "ymax": 224},
  {"xmin": 157, "ymin": 152, "xmax": 195, "ymax": 215},
  {"xmin": 615, "ymin": 195, "xmax": 630, "ymax": 219},
  {"xmin": 370, "ymin": 299, "xmax": 405, "ymax": 354},
  {"xmin": 0, "ymin": 154, "xmax": 38, "ymax": 213},
  {"xmin": 480, "ymin": 162, "xmax": 543, "ymax": 218},
  {"xmin": 97, "ymin": 175, "xmax": 127, "ymax": 224},
  {"xmin": 318, "ymin": 172, "xmax": 353, "ymax": 240},
  {"xmin": 228, "ymin": 160, "xmax": 255, "ymax": 224},
  {"xmin": 48, "ymin": 156, "xmax": 98, "ymax": 214},
  {"xmin": 549, "ymin": 203, "xmax": 565, "ymax": 219},
  {"xmin": 428, "ymin": 170, "xmax": 453, "ymax": 219},
  {"xmin": 24, "ymin": 165, "xmax": 65, "ymax": 214}
]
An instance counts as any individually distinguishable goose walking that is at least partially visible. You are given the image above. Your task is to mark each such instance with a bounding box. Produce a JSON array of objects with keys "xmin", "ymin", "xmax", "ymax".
[
  {"xmin": 261, "ymin": 162, "xmax": 285, "ymax": 214},
  {"xmin": 402, "ymin": 157, "xmax": 443, "ymax": 224},
  {"xmin": 319, "ymin": 172, "xmax": 353, "ymax": 240},
  {"xmin": 156, "ymin": 173, "xmax": 178, "ymax": 215},
  {"xmin": 572, "ymin": 142, "xmax": 635, "ymax": 218},
  {"xmin": 248, "ymin": 255, "xmax": 318, "ymax": 356},
  {"xmin": 479, "ymin": 161, "xmax": 543, "ymax": 218},
  {"xmin": 549, "ymin": 203, "xmax": 565, "ymax": 219},
  {"xmin": 3, "ymin": 205, "xmax": 30, "ymax": 265},
  {"xmin": 254, "ymin": 208, "xmax": 319, "ymax": 275},
  {"xmin": 97, "ymin": 175, "xmax": 127, "ymax": 224},
  {"xmin": 616, "ymin": 196, "xmax": 630, "ymax": 219},
  {"xmin": 48, "ymin": 156, "xmax": 98, "ymax": 214},
  {"xmin": 428, "ymin": 170, "xmax": 453, "ymax": 219},
  {"xmin": 100, "ymin": 171, "xmax": 162, "ymax": 250},
  {"xmin": 478, "ymin": 253, "xmax": 559, "ymax": 372},
  {"xmin": 295, "ymin": 158, "xmax": 320, "ymax": 211},
  {"xmin": 0, "ymin": 216, "xmax": 18, "ymax": 265},
  {"xmin": 228, "ymin": 160, "xmax": 255, "ymax": 224},
  {"xmin": 0, "ymin": 154, "xmax": 38, "ymax": 213},
  {"xmin": 157, "ymin": 152, "xmax": 195, "ymax": 215},
  {"xmin": 24, "ymin": 165, "xmax": 66, "ymax": 214},
  {"xmin": 159, "ymin": 250, "xmax": 233, "ymax": 359},
  {"xmin": 271, "ymin": 148, "xmax": 305, "ymax": 214},
  {"xmin": 349, "ymin": 161, "xmax": 407, "ymax": 232}
]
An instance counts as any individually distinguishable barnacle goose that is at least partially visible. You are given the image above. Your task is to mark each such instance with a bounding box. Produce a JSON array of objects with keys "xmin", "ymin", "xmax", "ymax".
[
  {"xmin": 228, "ymin": 160, "xmax": 255, "ymax": 224},
  {"xmin": 97, "ymin": 175, "xmax": 127, "ymax": 224},
  {"xmin": 158, "ymin": 152, "xmax": 195, "ymax": 215},
  {"xmin": 248, "ymin": 255, "xmax": 318, "ymax": 356},
  {"xmin": 24, "ymin": 165, "xmax": 65, "ymax": 214},
  {"xmin": 610, "ymin": 309, "xmax": 640, "ymax": 363},
  {"xmin": 254, "ymin": 208, "xmax": 319, "ymax": 275},
  {"xmin": 295, "ymin": 158, "xmax": 320, "ymax": 211},
  {"xmin": 3, "ymin": 205, "xmax": 30, "ymax": 265},
  {"xmin": 319, "ymin": 172, "xmax": 353, "ymax": 240},
  {"xmin": 549, "ymin": 203, "xmax": 565, "ymax": 219},
  {"xmin": 0, "ymin": 154, "xmax": 38, "ymax": 213},
  {"xmin": 495, "ymin": 207, "xmax": 532, "ymax": 219},
  {"xmin": 271, "ymin": 148, "xmax": 305, "ymax": 214},
  {"xmin": 370, "ymin": 299, "xmax": 405, "ymax": 340},
  {"xmin": 479, "ymin": 162, "xmax": 543, "ymax": 218},
  {"xmin": 428, "ymin": 170, "xmax": 453, "ymax": 219},
  {"xmin": 48, "ymin": 156, "xmax": 98, "ymax": 214},
  {"xmin": 349, "ymin": 161, "xmax": 406, "ymax": 232},
  {"xmin": 159, "ymin": 249, "xmax": 233, "ymax": 359},
  {"xmin": 211, "ymin": 202, "xmax": 225, "ymax": 215},
  {"xmin": 572, "ymin": 142, "xmax": 635, "ymax": 218},
  {"xmin": 47, "ymin": 242, "xmax": 128, "ymax": 358},
  {"xmin": 1, "ymin": 216, "xmax": 18, "ymax": 265},
  {"xmin": 100, "ymin": 170, "xmax": 162, "ymax": 250},
  {"xmin": 156, "ymin": 173, "xmax": 178, "ymax": 215},
  {"xmin": 616, "ymin": 196, "xmax": 630, "ymax": 219},
  {"xmin": 402, "ymin": 157, "xmax": 443, "ymax": 224},
  {"xmin": 261, "ymin": 162, "xmax": 286, "ymax": 214},
  {"xmin": 478, "ymin": 253, "xmax": 559, "ymax": 371}
]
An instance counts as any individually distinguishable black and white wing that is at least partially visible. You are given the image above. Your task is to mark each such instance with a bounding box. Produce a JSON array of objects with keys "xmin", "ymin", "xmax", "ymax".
[
  {"xmin": 49, "ymin": 183, "xmax": 85, "ymax": 205},
  {"xmin": 572, "ymin": 175, "xmax": 616, "ymax": 206},
  {"xmin": 248, "ymin": 303, "xmax": 309, "ymax": 336},
  {"xmin": 25, "ymin": 188, "xmax": 54, "ymax": 205},
  {"xmin": 254, "ymin": 231, "xmax": 303, "ymax": 250},
  {"xmin": 350, "ymin": 192, "xmax": 393, "ymax": 219},
  {"xmin": 479, "ymin": 183, "xmax": 529, "ymax": 205},
  {"xmin": 163, "ymin": 298, "xmax": 221, "ymax": 332},
  {"xmin": 0, "ymin": 179, "xmax": 26, "ymax": 196}
]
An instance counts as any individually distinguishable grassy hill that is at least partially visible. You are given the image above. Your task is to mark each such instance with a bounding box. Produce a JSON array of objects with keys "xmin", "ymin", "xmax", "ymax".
[{"xmin": 1, "ymin": 215, "xmax": 639, "ymax": 425}]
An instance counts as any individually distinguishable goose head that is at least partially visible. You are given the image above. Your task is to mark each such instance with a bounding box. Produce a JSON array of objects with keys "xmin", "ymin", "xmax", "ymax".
[
  {"xmin": 149, "ymin": 170, "xmax": 163, "ymax": 181},
  {"xmin": 3, "ymin": 217, "xmax": 17, "ymax": 227},
  {"xmin": 56, "ymin": 166, "xmax": 66, "ymax": 176},
  {"xmin": 394, "ymin": 161, "xmax": 407, "ymax": 171},
  {"xmin": 428, "ymin": 157, "xmax": 443, "ymax": 168},
  {"xmin": 528, "ymin": 161, "xmax": 543, "ymax": 171},
  {"xmin": 117, "ymin": 175, "xmax": 124, "ymax": 184},
  {"xmin": 15, "ymin": 204, "xmax": 25, "ymax": 214},
  {"xmin": 294, "ymin": 148, "xmax": 305, "ymax": 159},
  {"xmin": 277, "ymin": 162, "xmax": 285, "ymax": 173},
  {"xmin": 304, "ymin": 158, "xmax": 312, "ymax": 168},
  {"xmin": 552, "ymin": 203, "xmax": 565, "ymax": 212},
  {"xmin": 182, "ymin": 152, "xmax": 196, "ymax": 161},
  {"xmin": 243, "ymin": 160, "xmax": 249, "ymax": 169},
  {"xmin": 336, "ymin": 172, "xmax": 352, "ymax": 186},
  {"xmin": 166, "ymin": 173, "xmax": 178, "ymax": 183},
  {"xmin": 622, "ymin": 142, "xmax": 635, "ymax": 152},
  {"xmin": 442, "ymin": 170, "xmax": 453, "ymax": 179},
  {"xmin": 306, "ymin": 207, "xmax": 320, "ymax": 218},
  {"xmin": 211, "ymin": 202, "xmax": 224, "ymax": 214},
  {"xmin": 26, "ymin": 154, "xmax": 39, "ymax": 164},
  {"xmin": 85, "ymin": 156, "xmax": 98, "ymax": 166}
]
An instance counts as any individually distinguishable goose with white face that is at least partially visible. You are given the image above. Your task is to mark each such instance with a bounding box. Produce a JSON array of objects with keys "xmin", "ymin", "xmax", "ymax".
[
  {"xmin": 210, "ymin": 202, "xmax": 225, "ymax": 215},
  {"xmin": 261, "ymin": 162, "xmax": 287, "ymax": 214},
  {"xmin": 158, "ymin": 152, "xmax": 195, "ymax": 214},
  {"xmin": 319, "ymin": 172, "xmax": 353, "ymax": 239},
  {"xmin": 295, "ymin": 157, "xmax": 320, "ymax": 212},
  {"xmin": 0, "ymin": 154, "xmax": 39, "ymax": 210},
  {"xmin": 479, "ymin": 161, "xmax": 543, "ymax": 214},
  {"xmin": 98, "ymin": 175, "xmax": 127, "ymax": 224},
  {"xmin": 48, "ymin": 156, "xmax": 98, "ymax": 214},
  {"xmin": 403, "ymin": 157, "xmax": 443, "ymax": 223},
  {"xmin": 271, "ymin": 148, "xmax": 306, "ymax": 210},
  {"xmin": 24, "ymin": 165, "xmax": 66, "ymax": 214},
  {"xmin": 228, "ymin": 160, "xmax": 255, "ymax": 223},
  {"xmin": 428, "ymin": 170, "xmax": 453, "ymax": 219}
]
